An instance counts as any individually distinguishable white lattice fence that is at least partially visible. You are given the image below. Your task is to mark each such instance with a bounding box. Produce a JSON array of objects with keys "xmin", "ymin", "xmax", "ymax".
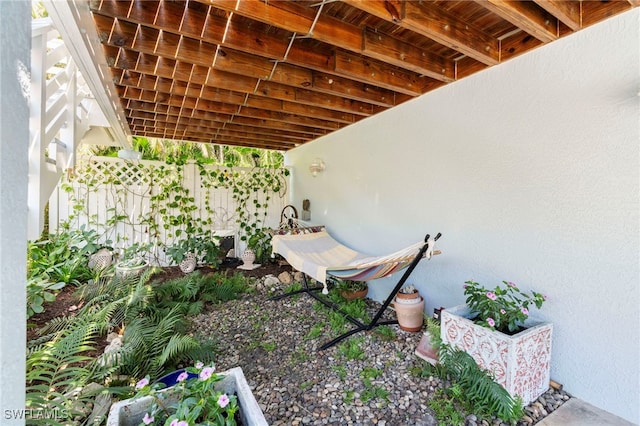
[{"xmin": 49, "ymin": 156, "xmax": 289, "ymax": 265}]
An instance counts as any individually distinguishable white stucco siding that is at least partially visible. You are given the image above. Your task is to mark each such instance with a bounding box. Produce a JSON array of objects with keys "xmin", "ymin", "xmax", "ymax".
[{"xmin": 286, "ymin": 9, "xmax": 640, "ymax": 424}]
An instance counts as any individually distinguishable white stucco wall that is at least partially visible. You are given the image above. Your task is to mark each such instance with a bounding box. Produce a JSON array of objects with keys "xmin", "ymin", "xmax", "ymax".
[
  {"xmin": 286, "ymin": 9, "xmax": 639, "ymax": 424},
  {"xmin": 0, "ymin": 1, "xmax": 29, "ymax": 423}
]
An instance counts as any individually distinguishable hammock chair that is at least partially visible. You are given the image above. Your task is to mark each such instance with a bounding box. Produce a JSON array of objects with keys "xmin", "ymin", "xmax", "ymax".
[{"xmin": 269, "ymin": 227, "xmax": 442, "ymax": 350}]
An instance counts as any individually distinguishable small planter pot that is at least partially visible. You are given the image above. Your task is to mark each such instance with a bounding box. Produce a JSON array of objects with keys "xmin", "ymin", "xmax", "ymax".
[
  {"xmin": 394, "ymin": 292, "xmax": 425, "ymax": 332},
  {"xmin": 441, "ymin": 305, "xmax": 553, "ymax": 405},
  {"xmin": 115, "ymin": 261, "xmax": 148, "ymax": 278},
  {"xmin": 107, "ymin": 367, "xmax": 267, "ymax": 426},
  {"xmin": 415, "ymin": 331, "xmax": 439, "ymax": 365},
  {"xmin": 340, "ymin": 286, "xmax": 368, "ymax": 300},
  {"xmin": 88, "ymin": 248, "xmax": 113, "ymax": 271},
  {"xmin": 238, "ymin": 248, "xmax": 261, "ymax": 270},
  {"xmin": 178, "ymin": 252, "xmax": 197, "ymax": 273}
]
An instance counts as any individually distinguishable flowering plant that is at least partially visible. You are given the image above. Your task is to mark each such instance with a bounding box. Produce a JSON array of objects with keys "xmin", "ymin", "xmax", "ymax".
[
  {"xmin": 133, "ymin": 362, "xmax": 239, "ymax": 426},
  {"xmin": 463, "ymin": 280, "xmax": 547, "ymax": 334}
]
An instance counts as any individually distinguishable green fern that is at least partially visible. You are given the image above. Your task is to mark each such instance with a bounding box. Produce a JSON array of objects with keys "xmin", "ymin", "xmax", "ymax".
[
  {"xmin": 26, "ymin": 316, "xmax": 106, "ymax": 425},
  {"xmin": 438, "ymin": 344, "xmax": 524, "ymax": 422}
]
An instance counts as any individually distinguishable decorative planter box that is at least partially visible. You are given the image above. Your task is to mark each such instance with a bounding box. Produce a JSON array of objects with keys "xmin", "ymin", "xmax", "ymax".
[
  {"xmin": 441, "ymin": 305, "xmax": 552, "ymax": 405},
  {"xmin": 107, "ymin": 367, "xmax": 267, "ymax": 426}
]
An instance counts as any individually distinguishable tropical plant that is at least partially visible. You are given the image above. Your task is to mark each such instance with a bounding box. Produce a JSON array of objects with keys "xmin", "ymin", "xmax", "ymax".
[
  {"xmin": 26, "ymin": 276, "xmax": 66, "ymax": 318},
  {"xmin": 334, "ymin": 279, "xmax": 367, "ymax": 293},
  {"xmin": 115, "ymin": 242, "xmax": 151, "ymax": 268},
  {"xmin": 165, "ymin": 233, "xmax": 221, "ymax": 266},
  {"xmin": 463, "ymin": 280, "xmax": 547, "ymax": 334},
  {"xmin": 132, "ymin": 362, "xmax": 239, "ymax": 425}
]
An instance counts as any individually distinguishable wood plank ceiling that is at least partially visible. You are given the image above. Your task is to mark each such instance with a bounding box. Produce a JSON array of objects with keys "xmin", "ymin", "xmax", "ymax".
[{"xmin": 90, "ymin": 0, "xmax": 636, "ymax": 151}]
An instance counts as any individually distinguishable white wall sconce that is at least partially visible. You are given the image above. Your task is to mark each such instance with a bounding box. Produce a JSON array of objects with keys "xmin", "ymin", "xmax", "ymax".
[{"xmin": 309, "ymin": 158, "xmax": 325, "ymax": 177}]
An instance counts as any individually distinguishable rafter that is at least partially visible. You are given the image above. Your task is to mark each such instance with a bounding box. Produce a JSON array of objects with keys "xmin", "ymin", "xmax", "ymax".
[
  {"xmin": 475, "ymin": 0, "xmax": 559, "ymax": 43},
  {"xmin": 533, "ymin": 0, "xmax": 581, "ymax": 31}
]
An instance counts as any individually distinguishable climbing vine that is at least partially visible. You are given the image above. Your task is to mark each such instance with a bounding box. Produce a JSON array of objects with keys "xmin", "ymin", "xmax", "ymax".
[{"xmin": 59, "ymin": 156, "xmax": 289, "ymax": 265}]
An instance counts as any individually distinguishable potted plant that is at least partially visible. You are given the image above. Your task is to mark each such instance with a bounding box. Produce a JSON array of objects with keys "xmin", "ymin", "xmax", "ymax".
[
  {"xmin": 107, "ymin": 363, "xmax": 267, "ymax": 425},
  {"xmin": 166, "ymin": 234, "xmax": 221, "ymax": 273},
  {"xmin": 335, "ymin": 279, "xmax": 368, "ymax": 300},
  {"xmin": 393, "ymin": 285, "xmax": 425, "ymax": 332},
  {"xmin": 115, "ymin": 242, "xmax": 150, "ymax": 277},
  {"xmin": 441, "ymin": 280, "xmax": 551, "ymax": 405}
]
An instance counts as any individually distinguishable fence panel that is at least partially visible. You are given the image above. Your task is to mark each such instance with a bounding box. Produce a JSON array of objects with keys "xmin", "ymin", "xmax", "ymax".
[{"xmin": 50, "ymin": 157, "xmax": 289, "ymax": 265}]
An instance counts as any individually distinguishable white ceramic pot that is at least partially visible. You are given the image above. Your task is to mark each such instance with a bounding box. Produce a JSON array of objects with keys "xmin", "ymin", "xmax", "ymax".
[{"xmin": 179, "ymin": 252, "xmax": 197, "ymax": 273}]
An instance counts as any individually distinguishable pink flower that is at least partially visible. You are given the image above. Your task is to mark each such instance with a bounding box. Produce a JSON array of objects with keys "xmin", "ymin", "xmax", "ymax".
[
  {"xmin": 135, "ymin": 378, "xmax": 149, "ymax": 389},
  {"xmin": 486, "ymin": 292, "xmax": 497, "ymax": 300},
  {"xmin": 218, "ymin": 393, "xmax": 230, "ymax": 408},
  {"xmin": 195, "ymin": 361, "xmax": 204, "ymax": 369},
  {"xmin": 463, "ymin": 284, "xmax": 468, "ymax": 289},
  {"xmin": 142, "ymin": 413, "xmax": 154, "ymax": 425},
  {"xmin": 543, "ymin": 294, "xmax": 548, "ymax": 300},
  {"xmin": 170, "ymin": 420, "xmax": 188, "ymax": 426},
  {"xmin": 507, "ymin": 281, "xmax": 517, "ymax": 287},
  {"xmin": 486, "ymin": 318, "xmax": 495, "ymax": 327},
  {"xmin": 521, "ymin": 307, "xmax": 529, "ymax": 315},
  {"xmin": 200, "ymin": 366, "xmax": 215, "ymax": 380},
  {"xmin": 177, "ymin": 371, "xmax": 189, "ymax": 382},
  {"xmin": 500, "ymin": 309, "xmax": 506, "ymax": 314}
]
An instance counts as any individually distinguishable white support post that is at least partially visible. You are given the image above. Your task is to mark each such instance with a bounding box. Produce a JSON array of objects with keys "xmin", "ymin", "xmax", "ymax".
[{"xmin": 0, "ymin": 1, "xmax": 29, "ymax": 423}]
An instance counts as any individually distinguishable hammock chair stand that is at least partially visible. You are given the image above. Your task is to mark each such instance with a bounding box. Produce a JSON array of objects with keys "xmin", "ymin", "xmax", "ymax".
[{"xmin": 269, "ymin": 233, "xmax": 441, "ymax": 351}]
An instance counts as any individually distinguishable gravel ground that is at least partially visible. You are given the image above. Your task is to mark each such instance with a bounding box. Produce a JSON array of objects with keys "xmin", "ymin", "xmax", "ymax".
[{"xmin": 190, "ymin": 272, "xmax": 570, "ymax": 426}]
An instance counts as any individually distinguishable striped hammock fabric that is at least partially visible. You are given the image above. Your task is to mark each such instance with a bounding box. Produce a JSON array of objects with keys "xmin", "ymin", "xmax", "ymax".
[{"xmin": 271, "ymin": 229, "xmax": 436, "ymax": 294}]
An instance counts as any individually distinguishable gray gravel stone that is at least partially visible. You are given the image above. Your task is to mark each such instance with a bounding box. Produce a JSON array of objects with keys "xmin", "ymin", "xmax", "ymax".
[{"xmin": 189, "ymin": 274, "xmax": 570, "ymax": 425}]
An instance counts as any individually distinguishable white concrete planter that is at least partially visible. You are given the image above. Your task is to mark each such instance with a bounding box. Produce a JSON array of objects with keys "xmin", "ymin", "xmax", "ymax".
[
  {"xmin": 441, "ymin": 305, "xmax": 553, "ymax": 405},
  {"xmin": 107, "ymin": 367, "xmax": 267, "ymax": 426}
]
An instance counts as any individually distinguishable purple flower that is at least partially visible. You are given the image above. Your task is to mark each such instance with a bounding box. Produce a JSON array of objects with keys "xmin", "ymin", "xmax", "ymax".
[
  {"xmin": 500, "ymin": 309, "xmax": 506, "ymax": 314},
  {"xmin": 218, "ymin": 393, "xmax": 230, "ymax": 408},
  {"xmin": 135, "ymin": 378, "xmax": 149, "ymax": 389},
  {"xmin": 177, "ymin": 371, "xmax": 189, "ymax": 382},
  {"xmin": 507, "ymin": 281, "xmax": 517, "ymax": 287},
  {"xmin": 521, "ymin": 307, "xmax": 529, "ymax": 315},
  {"xmin": 543, "ymin": 294, "xmax": 548, "ymax": 300},
  {"xmin": 486, "ymin": 292, "xmax": 497, "ymax": 301},
  {"xmin": 463, "ymin": 284, "xmax": 468, "ymax": 289},
  {"xmin": 200, "ymin": 366, "xmax": 215, "ymax": 380},
  {"xmin": 486, "ymin": 318, "xmax": 495, "ymax": 327},
  {"xmin": 195, "ymin": 361, "xmax": 204, "ymax": 369},
  {"xmin": 142, "ymin": 413, "xmax": 154, "ymax": 425}
]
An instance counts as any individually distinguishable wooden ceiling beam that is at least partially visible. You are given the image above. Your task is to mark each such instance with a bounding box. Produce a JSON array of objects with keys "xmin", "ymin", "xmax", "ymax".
[
  {"xmin": 126, "ymin": 109, "xmax": 325, "ymax": 139},
  {"xmin": 198, "ymin": 0, "xmax": 454, "ymax": 82},
  {"xmin": 333, "ymin": 51, "xmax": 437, "ymax": 96},
  {"xmin": 474, "ymin": 0, "xmax": 559, "ymax": 43},
  {"xmin": 94, "ymin": 1, "xmax": 445, "ymax": 101},
  {"xmin": 118, "ymin": 83, "xmax": 361, "ymax": 124},
  {"xmin": 400, "ymin": 1, "xmax": 499, "ymax": 65},
  {"xmin": 342, "ymin": 0, "xmax": 499, "ymax": 65},
  {"xmin": 95, "ymin": 14, "xmax": 406, "ymax": 109},
  {"xmin": 533, "ymin": 0, "xmax": 581, "ymax": 31},
  {"xmin": 111, "ymin": 62, "xmax": 381, "ymax": 118}
]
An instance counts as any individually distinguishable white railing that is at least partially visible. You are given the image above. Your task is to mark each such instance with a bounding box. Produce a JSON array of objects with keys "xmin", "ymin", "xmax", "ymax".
[{"xmin": 29, "ymin": 18, "xmax": 103, "ymax": 240}]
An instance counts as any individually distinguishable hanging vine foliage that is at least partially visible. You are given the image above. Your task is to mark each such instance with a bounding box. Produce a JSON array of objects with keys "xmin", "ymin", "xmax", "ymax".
[{"xmin": 59, "ymin": 156, "xmax": 289, "ymax": 265}]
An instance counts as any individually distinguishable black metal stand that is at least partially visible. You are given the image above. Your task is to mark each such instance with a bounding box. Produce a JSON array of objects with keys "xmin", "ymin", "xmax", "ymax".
[{"xmin": 268, "ymin": 233, "xmax": 441, "ymax": 351}]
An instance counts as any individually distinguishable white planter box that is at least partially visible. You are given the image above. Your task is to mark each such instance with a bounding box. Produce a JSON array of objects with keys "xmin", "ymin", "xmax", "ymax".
[
  {"xmin": 441, "ymin": 305, "xmax": 552, "ymax": 405},
  {"xmin": 107, "ymin": 367, "xmax": 267, "ymax": 426}
]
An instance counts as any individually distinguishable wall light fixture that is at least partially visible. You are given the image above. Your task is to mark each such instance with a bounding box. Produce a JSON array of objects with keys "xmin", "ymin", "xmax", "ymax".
[{"xmin": 309, "ymin": 158, "xmax": 325, "ymax": 177}]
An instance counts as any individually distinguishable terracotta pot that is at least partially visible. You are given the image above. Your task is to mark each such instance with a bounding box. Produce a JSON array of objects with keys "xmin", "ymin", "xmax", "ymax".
[
  {"xmin": 395, "ymin": 290, "xmax": 421, "ymax": 303},
  {"xmin": 415, "ymin": 331, "xmax": 438, "ymax": 365},
  {"xmin": 340, "ymin": 286, "xmax": 368, "ymax": 300},
  {"xmin": 394, "ymin": 295, "xmax": 425, "ymax": 332}
]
